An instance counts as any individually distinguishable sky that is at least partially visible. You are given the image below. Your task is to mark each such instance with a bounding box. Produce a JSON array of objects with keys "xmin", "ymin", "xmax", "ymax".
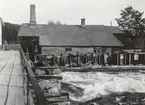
[{"xmin": 0, "ymin": 0, "xmax": 145, "ymax": 26}]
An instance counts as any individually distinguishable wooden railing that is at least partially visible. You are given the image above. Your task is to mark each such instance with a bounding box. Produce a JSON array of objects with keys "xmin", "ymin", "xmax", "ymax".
[{"xmin": 18, "ymin": 44, "xmax": 49, "ymax": 105}]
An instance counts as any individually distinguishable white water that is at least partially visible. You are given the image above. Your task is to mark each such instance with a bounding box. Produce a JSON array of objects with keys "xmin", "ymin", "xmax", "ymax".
[{"xmin": 60, "ymin": 72, "xmax": 145, "ymax": 102}]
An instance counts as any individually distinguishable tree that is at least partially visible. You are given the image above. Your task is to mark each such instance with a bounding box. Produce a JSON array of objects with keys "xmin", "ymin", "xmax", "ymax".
[
  {"xmin": 55, "ymin": 21, "xmax": 61, "ymax": 25},
  {"xmin": 48, "ymin": 20, "xmax": 66, "ymax": 25},
  {"xmin": 116, "ymin": 6, "xmax": 145, "ymax": 36},
  {"xmin": 48, "ymin": 20, "xmax": 55, "ymax": 25},
  {"xmin": 2, "ymin": 22, "xmax": 20, "ymax": 43}
]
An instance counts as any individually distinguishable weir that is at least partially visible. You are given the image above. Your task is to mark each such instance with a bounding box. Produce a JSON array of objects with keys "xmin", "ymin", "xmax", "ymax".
[{"xmin": 18, "ymin": 44, "xmax": 70, "ymax": 105}]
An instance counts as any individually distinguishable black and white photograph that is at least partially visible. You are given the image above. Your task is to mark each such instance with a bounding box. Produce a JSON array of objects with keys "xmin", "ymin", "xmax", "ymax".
[{"xmin": 0, "ymin": 0, "xmax": 145, "ymax": 105}]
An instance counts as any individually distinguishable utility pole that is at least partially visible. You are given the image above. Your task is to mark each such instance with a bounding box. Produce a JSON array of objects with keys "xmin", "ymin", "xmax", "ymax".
[
  {"xmin": 0, "ymin": 18, "xmax": 2, "ymax": 48},
  {"xmin": 110, "ymin": 21, "xmax": 112, "ymax": 26},
  {"xmin": 0, "ymin": 18, "xmax": 4, "ymax": 50}
]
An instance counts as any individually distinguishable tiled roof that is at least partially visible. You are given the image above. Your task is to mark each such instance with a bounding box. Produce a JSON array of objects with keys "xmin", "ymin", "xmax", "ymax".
[{"xmin": 18, "ymin": 23, "xmax": 123, "ymax": 47}]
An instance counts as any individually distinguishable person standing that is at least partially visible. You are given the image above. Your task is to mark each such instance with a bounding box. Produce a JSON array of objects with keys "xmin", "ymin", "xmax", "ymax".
[
  {"xmin": 104, "ymin": 53, "xmax": 109, "ymax": 66},
  {"xmin": 34, "ymin": 45, "xmax": 38, "ymax": 63},
  {"xmin": 100, "ymin": 53, "xmax": 105, "ymax": 66}
]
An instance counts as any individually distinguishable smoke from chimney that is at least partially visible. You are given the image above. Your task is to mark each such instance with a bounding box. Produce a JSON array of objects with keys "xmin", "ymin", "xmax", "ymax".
[{"xmin": 29, "ymin": 4, "xmax": 36, "ymax": 24}]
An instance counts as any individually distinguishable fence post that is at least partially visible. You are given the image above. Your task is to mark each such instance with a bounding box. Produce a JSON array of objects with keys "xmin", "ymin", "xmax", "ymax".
[{"xmin": 26, "ymin": 70, "xmax": 30, "ymax": 105}]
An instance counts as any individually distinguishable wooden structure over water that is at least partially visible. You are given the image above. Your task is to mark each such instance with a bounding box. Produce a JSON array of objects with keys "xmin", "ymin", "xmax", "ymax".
[
  {"xmin": 0, "ymin": 44, "xmax": 70, "ymax": 105},
  {"xmin": 18, "ymin": 5, "xmax": 124, "ymax": 66},
  {"xmin": 0, "ymin": 51, "xmax": 24, "ymax": 105}
]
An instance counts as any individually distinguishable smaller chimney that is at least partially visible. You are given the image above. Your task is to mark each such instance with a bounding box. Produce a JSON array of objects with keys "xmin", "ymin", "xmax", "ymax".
[
  {"xmin": 29, "ymin": 4, "xmax": 36, "ymax": 24},
  {"xmin": 81, "ymin": 18, "xmax": 85, "ymax": 27}
]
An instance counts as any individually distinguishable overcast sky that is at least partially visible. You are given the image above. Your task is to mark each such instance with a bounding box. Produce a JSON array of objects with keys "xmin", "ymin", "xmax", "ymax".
[{"xmin": 0, "ymin": 0, "xmax": 145, "ymax": 26}]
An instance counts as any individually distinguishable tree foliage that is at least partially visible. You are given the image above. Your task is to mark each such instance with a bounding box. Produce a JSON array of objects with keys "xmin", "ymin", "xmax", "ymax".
[
  {"xmin": 2, "ymin": 22, "xmax": 20, "ymax": 43},
  {"xmin": 48, "ymin": 20, "xmax": 66, "ymax": 25},
  {"xmin": 116, "ymin": 6, "xmax": 145, "ymax": 36},
  {"xmin": 48, "ymin": 20, "xmax": 55, "ymax": 25},
  {"xmin": 55, "ymin": 21, "xmax": 61, "ymax": 25}
]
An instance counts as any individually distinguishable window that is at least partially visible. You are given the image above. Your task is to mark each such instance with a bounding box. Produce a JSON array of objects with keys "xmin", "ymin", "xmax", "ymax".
[
  {"xmin": 65, "ymin": 47, "xmax": 72, "ymax": 51},
  {"xmin": 134, "ymin": 54, "xmax": 138, "ymax": 60}
]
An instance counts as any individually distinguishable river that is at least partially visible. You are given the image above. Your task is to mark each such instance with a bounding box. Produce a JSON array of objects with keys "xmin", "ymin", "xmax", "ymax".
[{"xmin": 60, "ymin": 71, "xmax": 145, "ymax": 102}]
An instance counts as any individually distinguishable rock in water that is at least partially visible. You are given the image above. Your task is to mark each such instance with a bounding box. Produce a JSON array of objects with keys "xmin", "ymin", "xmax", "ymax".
[
  {"xmin": 61, "ymin": 82, "xmax": 84, "ymax": 98},
  {"xmin": 53, "ymin": 68, "xmax": 62, "ymax": 75}
]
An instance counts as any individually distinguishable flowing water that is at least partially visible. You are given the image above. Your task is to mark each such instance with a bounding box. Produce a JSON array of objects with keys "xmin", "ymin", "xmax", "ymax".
[{"xmin": 60, "ymin": 71, "xmax": 145, "ymax": 102}]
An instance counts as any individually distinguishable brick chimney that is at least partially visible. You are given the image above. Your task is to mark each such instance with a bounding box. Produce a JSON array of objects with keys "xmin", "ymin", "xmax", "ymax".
[
  {"xmin": 81, "ymin": 18, "xmax": 85, "ymax": 27},
  {"xmin": 29, "ymin": 4, "xmax": 36, "ymax": 24}
]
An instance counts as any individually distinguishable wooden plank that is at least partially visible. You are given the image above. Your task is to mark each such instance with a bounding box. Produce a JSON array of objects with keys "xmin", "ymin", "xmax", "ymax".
[
  {"xmin": 62, "ymin": 66, "xmax": 145, "ymax": 72},
  {"xmin": 0, "ymin": 97, "xmax": 6, "ymax": 105},
  {"xmin": 0, "ymin": 85, "xmax": 8, "ymax": 105},
  {"xmin": 0, "ymin": 75, "xmax": 10, "ymax": 85},
  {"xmin": 12, "ymin": 68, "xmax": 23, "ymax": 76},
  {"xmin": 10, "ymin": 75, "xmax": 23, "ymax": 87},
  {"xmin": 26, "ymin": 67, "xmax": 49, "ymax": 105},
  {"xmin": 16, "ymin": 76, "xmax": 23, "ymax": 87},
  {"xmin": 9, "ymin": 76, "xmax": 17, "ymax": 87},
  {"xmin": 15, "ymin": 87, "xmax": 25, "ymax": 105},
  {"xmin": 19, "ymin": 45, "xmax": 49, "ymax": 105},
  {"xmin": 5, "ymin": 86, "xmax": 25, "ymax": 105},
  {"xmin": 47, "ymin": 96, "xmax": 69, "ymax": 103},
  {"xmin": 40, "ymin": 45, "xmax": 122, "ymax": 48},
  {"xmin": 23, "ymin": 72, "xmax": 28, "ymax": 105},
  {"xmin": 0, "ymin": 60, "xmax": 14, "ymax": 74},
  {"xmin": 0, "ymin": 51, "xmax": 25, "ymax": 105},
  {"xmin": 45, "ymin": 92, "xmax": 69, "ymax": 98},
  {"xmin": 0, "ymin": 85, "xmax": 7, "ymax": 95},
  {"xmin": 28, "ymin": 90, "xmax": 35, "ymax": 105},
  {"xmin": 0, "ymin": 60, "xmax": 7, "ymax": 70},
  {"xmin": 0, "ymin": 52, "xmax": 15, "ymax": 75},
  {"xmin": 34, "ymin": 66, "xmax": 66, "ymax": 70},
  {"xmin": 35, "ymin": 75, "xmax": 62, "ymax": 80},
  {"xmin": 6, "ymin": 86, "xmax": 16, "ymax": 105},
  {"xmin": 22, "ymin": 58, "xmax": 49, "ymax": 104},
  {"xmin": 13, "ymin": 56, "xmax": 22, "ymax": 75}
]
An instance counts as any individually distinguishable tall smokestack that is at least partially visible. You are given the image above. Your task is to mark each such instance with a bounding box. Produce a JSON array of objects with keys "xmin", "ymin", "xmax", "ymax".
[
  {"xmin": 29, "ymin": 4, "xmax": 36, "ymax": 24},
  {"xmin": 81, "ymin": 18, "xmax": 85, "ymax": 27}
]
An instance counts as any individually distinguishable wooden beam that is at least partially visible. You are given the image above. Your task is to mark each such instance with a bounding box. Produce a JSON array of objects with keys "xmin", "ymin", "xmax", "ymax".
[
  {"xmin": 19, "ymin": 45, "xmax": 49, "ymax": 105},
  {"xmin": 35, "ymin": 75, "xmax": 62, "ymax": 80},
  {"xmin": 34, "ymin": 66, "xmax": 66, "ymax": 70},
  {"xmin": 117, "ymin": 53, "xmax": 119, "ymax": 65},
  {"xmin": 28, "ymin": 90, "xmax": 35, "ymax": 105},
  {"xmin": 129, "ymin": 54, "xmax": 131, "ymax": 65},
  {"xmin": 40, "ymin": 45, "xmax": 123, "ymax": 48},
  {"xmin": 62, "ymin": 67, "xmax": 145, "ymax": 72},
  {"xmin": 45, "ymin": 92, "xmax": 69, "ymax": 98}
]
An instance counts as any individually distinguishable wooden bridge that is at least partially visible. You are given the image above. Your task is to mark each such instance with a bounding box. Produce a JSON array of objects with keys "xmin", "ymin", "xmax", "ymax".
[
  {"xmin": 0, "ymin": 51, "xmax": 24, "ymax": 105},
  {"xmin": 0, "ymin": 45, "xmax": 70, "ymax": 105}
]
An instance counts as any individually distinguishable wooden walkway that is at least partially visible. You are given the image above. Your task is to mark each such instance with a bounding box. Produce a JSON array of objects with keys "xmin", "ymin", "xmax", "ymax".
[{"xmin": 0, "ymin": 51, "xmax": 24, "ymax": 105}]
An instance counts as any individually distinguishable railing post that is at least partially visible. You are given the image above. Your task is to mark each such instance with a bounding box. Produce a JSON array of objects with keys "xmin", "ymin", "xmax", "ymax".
[
  {"xmin": 27, "ymin": 73, "xmax": 29, "ymax": 105},
  {"xmin": 19, "ymin": 44, "xmax": 49, "ymax": 105}
]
